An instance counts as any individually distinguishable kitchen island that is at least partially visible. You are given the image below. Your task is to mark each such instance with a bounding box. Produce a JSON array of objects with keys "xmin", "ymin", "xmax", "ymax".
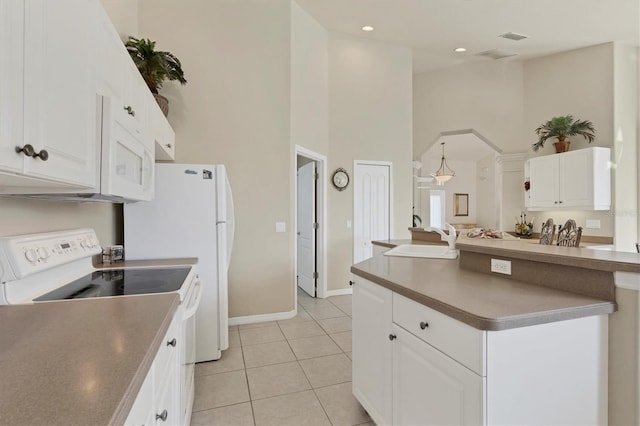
[
  {"xmin": 353, "ymin": 237, "xmax": 637, "ymax": 425},
  {"xmin": 0, "ymin": 293, "xmax": 179, "ymax": 425}
]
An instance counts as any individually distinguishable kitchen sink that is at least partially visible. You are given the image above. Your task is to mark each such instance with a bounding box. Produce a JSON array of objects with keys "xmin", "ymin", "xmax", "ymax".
[{"xmin": 383, "ymin": 244, "xmax": 458, "ymax": 259}]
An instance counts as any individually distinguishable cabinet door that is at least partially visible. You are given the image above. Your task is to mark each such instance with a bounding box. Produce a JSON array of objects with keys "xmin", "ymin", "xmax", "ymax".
[
  {"xmin": 96, "ymin": 5, "xmax": 126, "ymax": 102},
  {"xmin": 559, "ymin": 149, "xmax": 592, "ymax": 207},
  {"xmin": 352, "ymin": 277, "xmax": 393, "ymax": 426},
  {"xmin": 392, "ymin": 325, "xmax": 484, "ymax": 426},
  {"xmin": 0, "ymin": 0, "xmax": 24, "ymax": 174},
  {"xmin": 528, "ymin": 155, "xmax": 559, "ymax": 209},
  {"xmin": 23, "ymin": 0, "xmax": 98, "ymax": 188}
]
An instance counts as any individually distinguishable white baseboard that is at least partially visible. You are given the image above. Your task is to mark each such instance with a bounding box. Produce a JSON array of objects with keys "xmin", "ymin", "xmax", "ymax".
[
  {"xmin": 325, "ymin": 288, "xmax": 353, "ymax": 297},
  {"xmin": 229, "ymin": 308, "xmax": 297, "ymax": 326}
]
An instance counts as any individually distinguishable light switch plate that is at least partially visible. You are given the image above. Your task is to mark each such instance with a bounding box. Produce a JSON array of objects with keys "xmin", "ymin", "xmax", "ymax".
[
  {"xmin": 491, "ymin": 258, "xmax": 512, "ymax": 275},
  {"xmin": 346, "ymin": 220, "xmax": 352, "ymax": 229},
  {"xmin": 275, "ymin": 222, "xmax": 286, "ymax": 233}
]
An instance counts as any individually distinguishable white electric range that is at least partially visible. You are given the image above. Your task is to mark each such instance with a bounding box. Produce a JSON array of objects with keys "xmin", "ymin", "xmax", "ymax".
[{"xmin": 0, "ymin": 228, "xmax": 201, "ymax": 425}]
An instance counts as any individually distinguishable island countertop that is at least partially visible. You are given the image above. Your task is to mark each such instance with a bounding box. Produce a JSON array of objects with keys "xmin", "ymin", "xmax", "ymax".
[
  {"xmin": 0, "ymin": 294, "xmax": 179, "ymax": 426},
  {"xmin": 351, "ymin": 254, "xmax": 615, "ymax": 331}
]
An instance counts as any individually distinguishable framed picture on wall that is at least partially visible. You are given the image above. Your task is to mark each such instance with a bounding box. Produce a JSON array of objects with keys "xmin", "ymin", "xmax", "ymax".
[{"xmin": 454, "ymin": 193, "xmax": 469, "ymax": 216}]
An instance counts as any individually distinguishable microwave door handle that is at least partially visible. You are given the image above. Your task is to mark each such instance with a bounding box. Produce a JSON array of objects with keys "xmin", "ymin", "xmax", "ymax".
[{"xmin": 182, "ymin": 278, "xmax": 203, "ymax": 321}]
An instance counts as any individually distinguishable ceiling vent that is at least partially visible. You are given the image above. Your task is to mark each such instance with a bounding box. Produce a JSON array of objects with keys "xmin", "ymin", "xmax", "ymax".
[
  {"xmin": 499, "ymin": 32, "xmax": 528, "ymax": 41},
  {"xmin": 475, "ymin": 49, "xmax": 518, "ymax": 60}
]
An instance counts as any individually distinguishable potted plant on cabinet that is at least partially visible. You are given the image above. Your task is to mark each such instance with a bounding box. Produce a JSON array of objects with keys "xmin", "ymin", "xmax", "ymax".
[
  {"xmin": 531, "ymin": 115, "xmax": 596, "ymax": 153},
  {"xmin": 125, "ymin": 36, "xmax": 187, "ymax": 117}
]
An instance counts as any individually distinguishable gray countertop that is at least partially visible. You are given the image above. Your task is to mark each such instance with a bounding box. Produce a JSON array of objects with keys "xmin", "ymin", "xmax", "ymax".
[
  {"xmin": 351, "ymin": 254, "xmax": 615, "ymax": 331},
  {"xmin": 0, "ymin": 294, "xmax": 179, "ymax": 426},
  {"xmin": 457, "ymin": 237, "xmax": 640, "ymax": 273}
]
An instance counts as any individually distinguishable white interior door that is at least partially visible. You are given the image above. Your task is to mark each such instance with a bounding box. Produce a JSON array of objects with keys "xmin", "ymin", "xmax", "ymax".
[
  {"xmin": 297, "ymin": 161, "xmax": 316, "ymax": 297},
  {"xmin": 354, "ymin": 163, "xmax": 391, "ymax": 263}
]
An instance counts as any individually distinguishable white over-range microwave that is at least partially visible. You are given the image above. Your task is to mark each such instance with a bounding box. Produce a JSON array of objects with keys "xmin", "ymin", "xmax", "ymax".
[{"xmin": 10, "ymin": 95, "xmax": 154, "ymax": 203}]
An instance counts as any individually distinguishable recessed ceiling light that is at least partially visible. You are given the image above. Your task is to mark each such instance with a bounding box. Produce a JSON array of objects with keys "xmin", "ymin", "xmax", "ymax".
[
  {"xmin": 361, "ymin": 25, "xmax": 374, "ymax": 32},
  {"xmin": 454, "ymin": 47, "xmax": 467, "ymax": 53}
]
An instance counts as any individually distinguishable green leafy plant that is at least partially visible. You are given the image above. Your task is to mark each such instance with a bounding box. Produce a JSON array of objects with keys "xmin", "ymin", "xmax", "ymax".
[
  {"xmin": 125, "ymin": 36, "xmax": 187, "ymax": 94},
  {"xmin": 532, "ymin": 115, "xmax": 596, "ymax": 151}
]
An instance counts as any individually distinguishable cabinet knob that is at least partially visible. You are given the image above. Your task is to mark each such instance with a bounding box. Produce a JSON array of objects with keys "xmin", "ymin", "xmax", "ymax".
[
  {"xmin": 166, "ymin": 143, "xmax": 172, "ymax": 149},
  {"xmin": 124, "ymin": 105, "xmax": 136, "ymax": 117},
  {"xmin": 559, "ymin": 201, "xmax": 563, "ymax": 204},
  {"xmin": 32, "ymin": 149, "xmax": 49, "ymax": 161},
  {"xmin": 156, "ymin": 409, "xmax": 168, "ymax": 422},
  {"xmin": 167, "ymin": 338, "xmax": 177, "ymax": 347},
  {"xmin": 349, "ymin": 280, "xmax": 354, "ymax": 286},
  {"xmin": 554, "ymin": 201, "xmax": 558, "ymax": 204},
  {"xmin": 15, "ymin": 144, "xmax": 35, "ymax": 157},
  {"xmin": 419, "ymin": 321, "xmax": 429, "ymax": 330},
  {"xmin": 388, "ymin": 334, "xmax": 396, "ymax": 341}
]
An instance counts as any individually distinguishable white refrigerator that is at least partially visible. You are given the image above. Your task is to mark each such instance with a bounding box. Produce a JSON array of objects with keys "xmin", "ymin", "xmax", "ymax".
[{"xmin": 124, "ymin": 163, "xmax": 234, "ymax": 362}]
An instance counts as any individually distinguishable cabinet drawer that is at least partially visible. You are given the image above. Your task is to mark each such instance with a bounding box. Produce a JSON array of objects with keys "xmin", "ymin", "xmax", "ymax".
[
  {"xmin": 154, "ymin": 315, "xmax": 180, "ymax": 389},
  {"xmin": 392, "ymin": 293, "xmax": 485, "ymax": 375}
]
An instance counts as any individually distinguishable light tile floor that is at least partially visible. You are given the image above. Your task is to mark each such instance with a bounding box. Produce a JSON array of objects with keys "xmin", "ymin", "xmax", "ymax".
[{"xmin": 191, "ymin": 291, "xmax": 373, "ymax": 426}]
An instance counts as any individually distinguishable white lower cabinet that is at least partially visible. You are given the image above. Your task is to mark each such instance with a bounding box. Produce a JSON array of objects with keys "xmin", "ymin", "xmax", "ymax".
[
  {"xmin": 352, "ymin": 276, "xmax": 393, "ymax": 425},
  {"xmin": 352, "ymin": 276, "xmax": 608, "ymax": 426},
  {"xmin": 392, "ymin": 324, "xmax": 483, "ymax": 426},
  {"xmin": 126, "ymin": 313, "xmax": 181, "ymax": 426}
]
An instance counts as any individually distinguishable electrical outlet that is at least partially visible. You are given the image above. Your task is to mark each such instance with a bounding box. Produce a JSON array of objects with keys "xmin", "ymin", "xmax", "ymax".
[
  {"xmin": 586, "ymin": 219, "xmax": 601, "ymax": 229},
  {"xmin": 491, "ymin": 258, "xmax": 512, "ymax": 275}
]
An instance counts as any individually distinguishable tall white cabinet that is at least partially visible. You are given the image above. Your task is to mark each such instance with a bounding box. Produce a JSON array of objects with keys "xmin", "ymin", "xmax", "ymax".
[
  {"xmin": 526, "ymin": 147, "xmax": 611, "ymax": 210},
  {"xmin": 352, "ymin": 276, "xmax": 608, "ymax": 425}
]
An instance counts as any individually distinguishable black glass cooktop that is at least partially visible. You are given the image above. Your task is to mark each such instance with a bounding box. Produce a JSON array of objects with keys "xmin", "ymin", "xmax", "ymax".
[{"xmin": 34, "ymin": 267, "xmax": 191, "ymax": 301}]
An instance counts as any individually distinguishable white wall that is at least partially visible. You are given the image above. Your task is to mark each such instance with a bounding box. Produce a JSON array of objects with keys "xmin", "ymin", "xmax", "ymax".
[
  {"xmin": 612, "ymin": 43, "xmax": 638, "ymax": 251},
  {"xmin": 522, "ymin": 44, "xmax": 615, "ymax": 238},
  {"xmin": 291, "ymin": 3, "xmax": 328, "ymax": 157},
  {"xmin": 413, "ymin": 61, "xmax": 524, "ymax": 157},
  {"xmin": 328, "ymin": 32, "xmax": 413, "ymax": 291},
  {"xmin": 138, "ymin": 0, "xmax": 294, "ymax": 317}
]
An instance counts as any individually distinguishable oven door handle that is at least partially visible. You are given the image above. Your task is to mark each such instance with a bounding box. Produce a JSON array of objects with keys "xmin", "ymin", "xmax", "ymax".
[{"xmin": 182, "ymin": 278, "xmax": 203, "ymax": 321}]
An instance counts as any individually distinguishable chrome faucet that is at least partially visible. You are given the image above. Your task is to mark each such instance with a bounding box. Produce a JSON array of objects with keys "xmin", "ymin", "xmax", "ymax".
[{"xmin": 425, "ymin": 223, "xmax": 457, "ymax": 250}]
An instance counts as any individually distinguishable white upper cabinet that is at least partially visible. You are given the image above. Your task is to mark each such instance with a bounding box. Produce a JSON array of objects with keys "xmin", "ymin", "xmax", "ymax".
[
  {"xmin": 527, "ymin": 147, "xmax": 611, "ymax": 211},
  {"xmin": 0, "ymin": 0, "xmax": 24, "ymax": 175},
  {"xmin": 20, "ymin": 0, "xmax": 99, "ymax": 188},
  {"xmin": 152, "ymin": 104, "xmax": 176, "ymax": 161}
]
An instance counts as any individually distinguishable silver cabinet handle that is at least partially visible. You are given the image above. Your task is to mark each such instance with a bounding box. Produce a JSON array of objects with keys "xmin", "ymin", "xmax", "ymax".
[{"xmin": 156, "ymin": 409, "xmax": 168, "ymax": 422}]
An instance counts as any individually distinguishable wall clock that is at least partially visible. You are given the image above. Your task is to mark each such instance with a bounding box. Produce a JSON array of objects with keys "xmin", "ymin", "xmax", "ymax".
[{"xmin": 332, "ymin": 168, "xmax": 349, "ymax": 191}]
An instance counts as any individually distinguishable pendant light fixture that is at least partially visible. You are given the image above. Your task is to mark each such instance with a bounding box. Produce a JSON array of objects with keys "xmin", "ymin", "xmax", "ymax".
[{"xmin": 434, "ymin": 142, "xmax": 455, "ymax": 182}]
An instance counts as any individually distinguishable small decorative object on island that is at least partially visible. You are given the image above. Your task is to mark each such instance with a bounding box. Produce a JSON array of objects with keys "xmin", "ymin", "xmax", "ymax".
[
  {"xmin": 125, "ymin": 36, "xmax": 187, "ymax": 117},
  {"xmin": 515, "ymin": 211, "xmax": 534, "ymax": 238},
  {"xmin": 532, "ymin": 115, "xmax": 596, "ymax": 153},
  {"xmin": 539, "ymin": 218, "xmax": 556, "ymax": 245},
  {"xmin": 556, "ymin": 219, "xmax": 583, "ymax": 247}
]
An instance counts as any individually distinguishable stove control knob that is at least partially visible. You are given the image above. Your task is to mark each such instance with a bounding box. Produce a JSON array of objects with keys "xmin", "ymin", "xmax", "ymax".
[
  {"xmin": 37, "ymin": 247, "xmax": 50, "ymax": 259},
  {"xmin": 88, "ymin": 237, "xmax": 98, "ymax": 248},
  {"xmin": 25, "ymin": 249, "xmax": 38, "ymax": 263}
]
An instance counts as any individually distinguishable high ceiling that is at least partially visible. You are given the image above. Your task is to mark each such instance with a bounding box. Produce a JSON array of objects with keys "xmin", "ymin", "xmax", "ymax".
[{"xmin": 294, "ymin": 0, "xmax": 640, "ymax": 74}]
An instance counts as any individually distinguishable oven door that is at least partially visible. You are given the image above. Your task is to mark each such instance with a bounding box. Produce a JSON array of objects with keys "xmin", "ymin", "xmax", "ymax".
[
  {"xmin": 180, "ymin": 276, "xmax": 203, "ymax": 424},
  {"xmin": 100, "ymin": 96, "xmax": 154, "ymax": 202}
]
